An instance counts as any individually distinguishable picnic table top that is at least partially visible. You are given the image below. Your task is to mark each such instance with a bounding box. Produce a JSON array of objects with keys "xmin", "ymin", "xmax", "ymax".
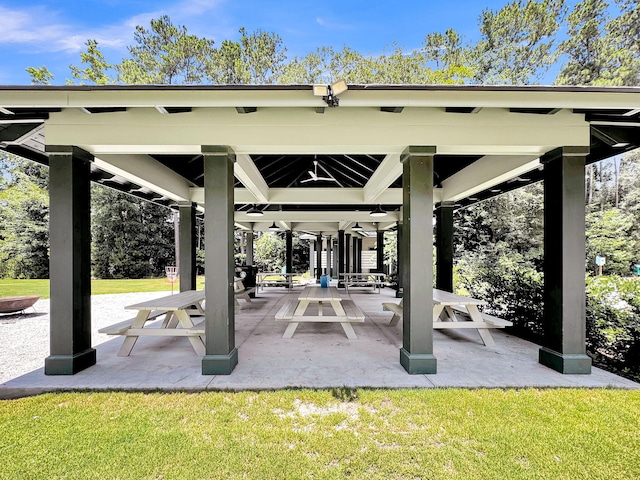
[
  {"xmin": 125, "ymin": 289, "xmax": 205, "ymax": 311},
  {"xmin": 298, "ymin": 285, "xmax": 343, "ymax": 301},
  {"xmin": 432, "ymin": 288, "xmax": 486, "ymax": 306}
]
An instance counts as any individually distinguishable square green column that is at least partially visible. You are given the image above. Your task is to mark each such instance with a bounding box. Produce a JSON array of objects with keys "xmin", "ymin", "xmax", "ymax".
[
  {"xmin": 400, "ymin": 146, "xmax": 437, "ymax": 374},
  {"xmin": 435, "ymin": 201, "xmax": 455, "ymax": 293},
  {"xmin": 286, "ymin": 230, "xmax": 293, "ymax": 274},
  {"xmin": 539, "ymin": 146, "xmax": 592, "ymax": 374},
  {"xmin": 246, "ymin": 228, "xmax": 254, "ymax": 265},
  {"xmin": 202, "ymin": 146, "xmax": 237, "ymax": 375},
  {"xmin": 44, "ymin": 146, "xmax": 96, "ymax": 375},
  {"xmin": 178, "ymin": 203, "xmax": 197, "ymax": 292}
]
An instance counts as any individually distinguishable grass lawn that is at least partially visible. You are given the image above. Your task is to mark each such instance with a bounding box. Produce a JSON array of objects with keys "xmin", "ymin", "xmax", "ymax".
[
  {"xmin": 0, "ymin": 278, "xmax": 205, "ymax": 299},
  {"xmin": 1, "ymin": 388, "xmax": 638, "ymax": 479}
]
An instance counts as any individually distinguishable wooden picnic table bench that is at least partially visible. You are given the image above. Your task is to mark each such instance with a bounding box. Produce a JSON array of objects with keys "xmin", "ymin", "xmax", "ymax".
[
  {"xmin": 275, "ymin": 285, "xmax": 365, "ymax": 339},
  {"xmin": 255, "ymin": 272, "xmax": 301, "ymax": 292},
  {"xmin": 100, "ymin": 289, "xmax": 207, "ymax": 356},
  {"xmin": 339, "ymin": 273, "xmax": 385, "ymax": 293},
  {"xmin": 382, "ymin": 289, "xmax": 513, "ymax": 347}
]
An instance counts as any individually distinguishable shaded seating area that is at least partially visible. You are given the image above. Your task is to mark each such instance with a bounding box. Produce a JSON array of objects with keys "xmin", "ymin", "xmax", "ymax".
[{"xmin": 1, "ymin": 84, "xmax": 638, "ymax": 379}]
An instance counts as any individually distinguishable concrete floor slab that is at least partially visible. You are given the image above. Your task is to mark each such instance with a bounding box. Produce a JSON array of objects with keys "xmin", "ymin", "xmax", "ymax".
[{"xmin": 1, "ymin": 287, "xmax": 637, "ymax": 398}]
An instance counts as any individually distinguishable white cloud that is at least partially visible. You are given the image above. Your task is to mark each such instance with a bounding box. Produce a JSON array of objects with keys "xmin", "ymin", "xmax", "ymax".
[{"xmin": 0, "ymin": 1, "xmax": 232, "ymax": 57}]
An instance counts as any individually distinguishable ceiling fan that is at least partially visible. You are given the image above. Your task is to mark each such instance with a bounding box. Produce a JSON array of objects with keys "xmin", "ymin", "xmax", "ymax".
[{"xmin": 301, "ymin": 160, "xmax": 339, "ymax": 183}]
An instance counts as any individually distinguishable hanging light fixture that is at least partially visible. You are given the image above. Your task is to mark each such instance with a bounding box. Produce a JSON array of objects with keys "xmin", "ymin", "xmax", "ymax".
[
  {"xmin": 269, "ymin": 221, "xmax": 279, "ymax": 230},
  {"xmin": 352, "ymin": 222, "xmax": 363, "ymax": 231},
  {"xmin": 369, "ymin": 205, "xmax": 387, "ymax": 217},
  {"xmin": 246, "ymin": 204, "xmax": 263, "ymax": 217}
]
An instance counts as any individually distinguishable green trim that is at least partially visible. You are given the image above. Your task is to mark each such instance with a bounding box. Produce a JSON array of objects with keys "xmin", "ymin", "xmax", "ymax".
[
  {"xmin": 400, "ymin": 348, "xmax": 437, "ymax": 374},
  {"xmin": 44, "ymin": 349, "xmax": 96, "ymax": 375},
  {"xmin": 202, "ymin": 348, "xmax": 239, "ymax": 375},
  {"xmin": 539, "ymin": 348, "xmax": 592, "ymax": 374}
]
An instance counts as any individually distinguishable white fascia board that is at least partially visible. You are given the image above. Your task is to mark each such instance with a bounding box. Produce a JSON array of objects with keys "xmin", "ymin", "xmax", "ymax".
[
  {"xmin": 191, "ymin": 187, "xmax": 419, "ymax": 206},
  {"xmin": 363, "ymin": 153, "xmax": 402, "ymax": 202},
  {"xmin": 93, "ymin": 154, "xmax": 193, "ymax": 202},
  {"xmin": 46, "ymin": 106, "xmax": 590, "ymax": 157},
  {"xmin": 2, "ymin": 87, "xmax": 639, "ymax": 110},
  {"xmin": 441, "ymin": 155, "xmax": 540, "ymax": 202},
  {"xmin": 234, "ymin": 210, "xmax": 401, "ymax": 223},
  {"xmin": 234, "ymin": 153, "xmax": 269, "ymax": 203}
]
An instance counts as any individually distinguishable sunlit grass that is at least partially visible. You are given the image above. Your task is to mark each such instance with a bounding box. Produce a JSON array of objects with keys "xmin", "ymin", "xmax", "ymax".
[
  {"xmin": 1, "ymin": 389, "xmax": 638, "ymax": 479},
  {"xmin": 0, "ymin": 278, "xmax": 205, "ymax": 299}
]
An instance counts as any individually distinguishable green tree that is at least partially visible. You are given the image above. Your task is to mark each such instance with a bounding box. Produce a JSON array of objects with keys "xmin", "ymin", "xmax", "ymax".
[
  {"xmin": 603, "ymin": 0, "xmax": 640, "ymax": 85},
  {"xmin": 473, "ymin": 0, "xmax": 567, "ymax": 84},
  {"xmin": 254, "ymin": 232, "xmax": 285, "ymax": 272},
  {"xmin": 206, "ymin": 28, "xmax": 286, "ymax": 84},
  {"xmin": 68, "ymin": 39, "xmax": 114, "ymax": 85},
  {"xmin": 0, "ymin": 156, "xmax": 49, "ymax": 278},
  {"xmin": 25, "ymin": 66, "xmax": 54, "ymax": 85},
  {"xmin": 118, "ymin": 15, "xmax": 214, "ymax": 84},
  {"xmin": 586, "ymin": 208, "xmax": 637, "ymax": 275},
  {"xmin": 91, "ymin": 186, "xmax": 175, "ymax": 278},
  {"xmin": 556, "ymin": 0, "xmax": 610, "ymax": 85}
]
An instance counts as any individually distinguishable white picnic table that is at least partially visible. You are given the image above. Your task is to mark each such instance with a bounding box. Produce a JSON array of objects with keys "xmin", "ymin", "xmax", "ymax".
[
  {"xmin": 382, "ymin": 289, "xmax": 512, "ymax": 347},
  {"xmin": 255, "ymin": 272, "xmax": 300, "ymax": 292},
  {"xmin": 339, "ymin": 272, "xmax": 385, "ymax": 293},
  {"xmin": 103, "ymin": 289, "xmax": 206, "ymax": 356},
  {"xmin": 275, "ymin": 285, "xmax": 365, "ymax": 339}
]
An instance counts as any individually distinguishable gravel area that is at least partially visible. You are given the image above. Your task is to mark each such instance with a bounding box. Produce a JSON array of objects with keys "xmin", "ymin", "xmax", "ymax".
[{"xmin": 0, "ymin": 291, "xmax": 168, "ymax": 384}]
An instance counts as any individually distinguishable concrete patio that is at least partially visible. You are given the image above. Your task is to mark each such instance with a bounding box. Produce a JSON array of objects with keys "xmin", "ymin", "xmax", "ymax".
[{"xmin": 1, "ymin": 286, "xmax": 636, "ymax": 399}]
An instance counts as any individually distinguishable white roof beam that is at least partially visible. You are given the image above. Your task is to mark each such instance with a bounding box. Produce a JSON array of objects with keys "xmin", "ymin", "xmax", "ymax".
[
  {"xmin": 363, "ymin": 153, "xmax": 402, "ymax": 203},
  {"xmin": 234, "ymin": 153, "xmax": 269, "ymax": 203},
  {"xmin": 441, "ymin": 155, "xmax": 540, "ymax": 202},
  {"xmin": 93, "ymin": 154, "xmax": 193, "ymax": 203}
]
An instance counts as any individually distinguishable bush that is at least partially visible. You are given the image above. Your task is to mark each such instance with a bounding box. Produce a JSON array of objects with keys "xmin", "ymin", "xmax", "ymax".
[{"xmin": 586, "ymin": 275, "xmax": 640, "ymax": 381}]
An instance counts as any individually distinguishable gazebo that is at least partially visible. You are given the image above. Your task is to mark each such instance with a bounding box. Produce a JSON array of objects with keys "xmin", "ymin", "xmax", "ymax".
[{"xmin": 1, "ymin": 84, "xmax": 639, "ymax": 377}]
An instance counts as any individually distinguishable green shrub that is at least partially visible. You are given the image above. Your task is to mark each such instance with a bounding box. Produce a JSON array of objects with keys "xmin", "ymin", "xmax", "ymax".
[{"xmin": 586, "ymin": 275, "xmax": 640, "ymax": 381}]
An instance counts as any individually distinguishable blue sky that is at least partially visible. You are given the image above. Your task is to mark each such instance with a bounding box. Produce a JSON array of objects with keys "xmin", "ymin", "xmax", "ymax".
[{"xmin": 1, "ymin": 0, "xmax": 560, "ymax": 85}]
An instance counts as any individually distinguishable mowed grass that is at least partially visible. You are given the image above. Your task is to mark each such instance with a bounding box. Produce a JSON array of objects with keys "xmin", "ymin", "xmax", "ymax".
[
  {"xmin": 0, "ymin": 278, "xmax": 205, "ymax": 299},
  {"xmin": 1, "ymin": 389, "xmax": 638, "ymax": 480}
]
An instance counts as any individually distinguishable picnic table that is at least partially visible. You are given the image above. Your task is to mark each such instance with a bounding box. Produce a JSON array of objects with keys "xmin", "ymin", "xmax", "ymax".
[
  {"xmin": 255, "ymin": 272, "xmax": 301, "ymax": 292},
  {"xmin": 339, "ymin": 272, "xmax": 385, "ymax": 293},
  {"xmin": 99, "ymin": 289, "xmax": 206, "ymax": 356},
  {"xmin": 275, "ymin": 285, "xmax": 365, "ymax": 339},
  {"xmin": 382, "ymin": 289, "xmax": 512, "ymax": 347}
]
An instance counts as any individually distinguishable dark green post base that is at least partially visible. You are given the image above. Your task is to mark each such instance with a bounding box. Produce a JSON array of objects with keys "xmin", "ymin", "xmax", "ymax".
[
  {"xmin": 44, "ymin": 349, "xmax": 96, "ymax": 375},
  {"xmin": 539, "ymin": 347, "xmax": 592, "ymax": 374},
  {"xmin": 202, "ymin": 348, "xmax": 238, "ymax": 375},
  {"xmin": 400, "ymin": 348, "xmax": 437, "ymax": 374}
]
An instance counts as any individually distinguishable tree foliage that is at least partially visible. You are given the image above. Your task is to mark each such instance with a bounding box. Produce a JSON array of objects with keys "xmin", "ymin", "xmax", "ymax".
[
  {"xmin": 0, "ymin": 155, "xmax": 49, "ymax": 278},
  {"xmin": 473, "ymin": 0, "xmax": 567, "ymax": 84},
  {"xmin": 118, "ymin": 15, "xmax": 214, "ymax": 85},
  {"xmin": 91, "ymin": 186, "xmax": 175, "ymax": 278},
  {"xmin": 68, "ymin": 39, "xmax": 114, "ymax": 85}
]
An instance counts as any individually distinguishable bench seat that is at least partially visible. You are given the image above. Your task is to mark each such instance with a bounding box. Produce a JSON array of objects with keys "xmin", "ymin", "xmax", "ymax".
[
  {"xmin": 275, "ymin": 299, "xmax": 299, "ymax": 320},
  {"xmin": 449, "ymin": 305, "xmax": 513, "ymax": 327},
  {"xmin": 98, "ymin": 310, "xmax": 168, "ymax": 335},
  {"xmin": 382, "ymin": 302, "xmax": 513, "ymax": 329}
]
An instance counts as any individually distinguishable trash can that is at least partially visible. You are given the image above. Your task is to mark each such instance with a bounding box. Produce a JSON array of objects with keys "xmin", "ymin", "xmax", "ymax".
[
  {"xmin": 320, "ymin": 274, "xmax": 330, "ymax": 288},
  {"xmin": 633, "ymin": 264, "xmax": 640, "ymax": 276},
  {"xmin": 236, "ymin": 265, "xmax": 258, "ymax": 297}
]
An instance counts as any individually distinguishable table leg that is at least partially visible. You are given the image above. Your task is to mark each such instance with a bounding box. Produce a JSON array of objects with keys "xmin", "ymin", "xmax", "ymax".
[
  {"xmin": 117, "ymin": 310, "xmax": 150, "ymax": 356},
  {"xmin": 293, "ymin": 300, "xmax": 309, "ymax": 316},
  {"xmin": 466, "ymin": 305, "xmax": 496, "ymax": 347},
  {"xmin": 433, "ymin": 304, "xmax": 445, "ymax": 323},
  {"xmin": 340, "ymin": 322, "xmax": 357, "ymax": 339},
  {"xmin": 283, "ymin": 322, "xmax": 299, "ymax": 339},
  {"xmin": 174, "ymin": 309, "xmax": 205, "ymax": 355}
]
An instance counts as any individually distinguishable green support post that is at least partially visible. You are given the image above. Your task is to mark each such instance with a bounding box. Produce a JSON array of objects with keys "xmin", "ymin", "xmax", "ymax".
[
  {"xmin": 400, "ymin": 146, "xmax": 437, "ymax": 374},
  {"xmin": 202, "ymin": 146, "xmax": 238, "ymax": 375}
]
